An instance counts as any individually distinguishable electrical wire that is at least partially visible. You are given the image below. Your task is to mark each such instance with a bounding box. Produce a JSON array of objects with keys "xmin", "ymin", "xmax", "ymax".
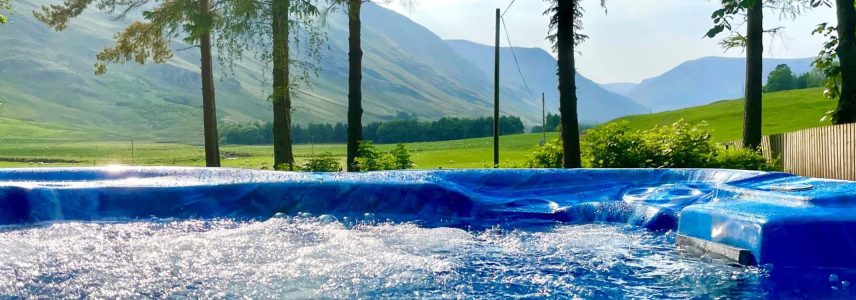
[{"xmin": 500, "ymin": 16, "xmax": 534, "ymax": 97}]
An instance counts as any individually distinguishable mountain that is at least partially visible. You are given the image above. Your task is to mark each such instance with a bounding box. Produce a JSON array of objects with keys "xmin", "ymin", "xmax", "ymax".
[
  {"xmin": 445, "ymin": 40, "xmax": 647, "ymax": 124},
  {"xmin": 0, "ymin": 0, "xmax": 571, "ymax": 142},
  {"xmin": 628, "ymin": 56, "xmax": 814, "ymax": 112},
  {"xmin": 600, "ymin": 82, "xmax": 637, "ymax": 97}
]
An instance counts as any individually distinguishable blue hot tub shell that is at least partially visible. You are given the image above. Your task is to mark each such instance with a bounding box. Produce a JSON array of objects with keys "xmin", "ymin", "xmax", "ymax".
[{"xmin": 0, "ymin": 167, "xmax": 854, "ymax": 269}]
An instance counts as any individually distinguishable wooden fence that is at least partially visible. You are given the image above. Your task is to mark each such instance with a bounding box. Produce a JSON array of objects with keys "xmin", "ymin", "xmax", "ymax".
[{"xmin": 724, "ymin": 123, "xmax": 856, "ymax": 181}]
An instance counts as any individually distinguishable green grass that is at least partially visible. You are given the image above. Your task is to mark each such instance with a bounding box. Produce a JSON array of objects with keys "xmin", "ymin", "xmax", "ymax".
[
  {"xmin": 609, "ymin": 88, "xmax": 835, "ymax": 142},
  {"xmin": 0, "ymin": 132, "xmax": 559, "ymax": 169},
  {"xmin": 0, "ymin": 88, "xmax": 833, "ymax": 169}
]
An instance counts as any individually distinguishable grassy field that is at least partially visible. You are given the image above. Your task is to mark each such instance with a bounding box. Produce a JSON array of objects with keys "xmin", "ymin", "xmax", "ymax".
[
  {"xmin": 0, "ymin": 88, "xmax": 833, "ymax": 169},
  {"xmin": 0, "ymin": 132, "xmax": 559, "ymax": 169},
  {"xmin": 608, "ymin": 88, "xmax": 835, "ymax": 142}
]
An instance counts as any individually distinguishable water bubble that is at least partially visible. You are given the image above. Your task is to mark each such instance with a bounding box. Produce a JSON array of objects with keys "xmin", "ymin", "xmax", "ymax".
[
  {"xmin": 843, "ymin": 281, "xmax": 851, "ymax": 288},
  {"xmin": 363, "ymin": 213, "xmax": 376, "ymax": 222},
  {"xmin": 272, "ymin": 212, "xmax": 287, "ymax": 219},
  {"xmin": 298, "ymin": 212, "xmax": 313, "ymax": 218},
  {"xmin": 830, "ymin": 274, "xmax": 840, "ymax": 282},
  {"xmin": 318, "ymin": 214, "xmax": 338, "ymax": 223}
]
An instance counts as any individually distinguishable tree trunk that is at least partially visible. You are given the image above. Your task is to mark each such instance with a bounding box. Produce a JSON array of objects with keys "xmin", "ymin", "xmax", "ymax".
[
  {"xmin": 836, "ymin": 0, "xmax": 856, "ymax": 124},
  {"xmin": 272, "ymin": 0, "xmax": 295, "ymax": 170},
  {"xmin": 558, "ymin": 0, "xmax": 582, "ymax": 168},
  {"xmin": 199, "ymin": 0, "xmax": 220, "ymax": 167},
  {"xmin": 742, "ymin": 0, "xmax": 763, "ymax": 149},
  {"xmin": 346, "ymin": 0, "xmax": 363, "ymax": 172}
]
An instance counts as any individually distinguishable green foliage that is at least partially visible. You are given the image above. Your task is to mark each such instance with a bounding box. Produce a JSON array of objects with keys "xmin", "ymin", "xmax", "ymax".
[
  {"xmin": 644, "ymin": 120, "xmax": 717, "ymax": 168},
  {"xmin": 608, "ymin": 88, "xmax": 834, "ymax": 142},
  {"xmin": 355, "ymin": 140, "xmax": 414, "ymax": 171},
  {"xmin": 712, "ymin": 148, "xmax": 778, "ymax": 171},
  {"xmin": 544, "ymin": 0, "xmax": 603, "ymax": 50},
  {"xmin": 526, "ymin": 138, "xmax": 563, "ymax": 168},
  {"xmin": 390, "ymin": 143, "xmax": 414, "ymax": 169},
  {"xmin": 576, "ymin": 120, "xmax": 776, "ymax": 170},
  {"xmin": 354, "ymin": 140, "xmax": 386, "ymax": 171},
  {"xmin": 529, "ymin": 113, "xmax": 562, "ymax": 133},
  {"xmin": 765, "ymin": 64, "xmax": 796, "ymax": 92},
  {"xmin": 765, "ymin": 64, "xmax": 824, "ymax": 92},
  {"xmin": 0, "ymin": 0, "xmax": 12, "ymax": 24},
  {"xmin": 220, "ymin": 116, "xmax": 526, "ymax": 145},
  {"xmin": 300, "ymin": 152, "xmax": 341, "ymax": 172},
  {"xmin": 707, "ymin": 0, "xmax": 816, "ymax": 49},
  {"xmin": 794, "ymin": 70, "xmax": 825, "ymax": 89},
  {"xmin": 705, "ymin": 0, "xmax": 755, "ymax": 39},
  {"xmin": 555, "ymin": 121, "xmax": 737, "ymax": 169},
  {"xmin": 583, "ymin": 121, "xmax": 650, "ymax": 167},
  {"xmin": 812, "ymin": 22, "xmax": 843, "ymax": 122},
  {"xmin": 217, "ymin": 0, "xmax": 327, "ymax": 95}
]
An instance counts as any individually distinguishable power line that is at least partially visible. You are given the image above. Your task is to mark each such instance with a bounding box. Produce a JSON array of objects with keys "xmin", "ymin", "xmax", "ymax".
[
  {"xmin": 500, "ymin": 16, "xmax": 533, "ymax": 97},
  {"xmin": 500, "ymin": 0, "xmax": 517, "ymax": 17}
]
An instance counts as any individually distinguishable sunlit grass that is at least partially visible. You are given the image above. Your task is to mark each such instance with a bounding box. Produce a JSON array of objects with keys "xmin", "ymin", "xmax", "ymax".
[
  {"xmin": 0, "ymin": 132, "xmax": 559, "ymax": 170},
  {"xmin": 609, "ymin": 88, "xmax": 835, "ymax": 142}
]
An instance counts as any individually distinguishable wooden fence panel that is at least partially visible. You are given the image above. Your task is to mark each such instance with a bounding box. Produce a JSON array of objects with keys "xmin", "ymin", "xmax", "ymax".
[{"xmin": 725, "ymin": 123, "xmax": 856, "ymax": 181}]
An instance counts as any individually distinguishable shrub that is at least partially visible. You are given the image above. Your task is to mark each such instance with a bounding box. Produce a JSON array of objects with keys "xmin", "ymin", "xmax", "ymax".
[
  {"xmin": 355, "ymin": 141, "xmax": 415, "ymax": 171},
  {"xmin": 527, "ymin": 138, "xmax": 563, "ymax": 168},
  {"xmin": 582, "ymin": 120, "xmax": 717, "ymax": 168},
  {"xmin": 355, "ymin": 141, "xmax": 384, "ymax": 171},
  {"xmin": 583, "ymin": 121, "xmax": 648, "ymax": 168},
  {"xmin": 300, "ymin": 152, "xmax": 342, "ymax": 172},
  {"xmin": 640, "ymin": 120, "xmax": 717, "ymax": 168},
  {"xmin": 390, "ymin": 143, "xmax": 415, "ymax": 169},
  {"xmin": 711, "ymin": 148, "xmax": 779, "ymax": 171}
]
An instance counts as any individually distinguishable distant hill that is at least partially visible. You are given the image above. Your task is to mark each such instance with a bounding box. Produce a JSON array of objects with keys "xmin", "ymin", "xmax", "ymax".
[
  {"xmin": 600, "ymin": 82, "xmax": 637, "ymax": 97},
  {"xmin": 604, "ymin": 88, "xmax": 833, "ymax": 142},
  {"xmin": 445, "ymin": 40, "xmax": 647, "ymax": 124},
  {"xmin": 0, "ymin": 0, "xmax": 566, "ymax": 142},
  {"xmin": 628, "ymin": 56, "xmax": 814, "ymax": 112}
]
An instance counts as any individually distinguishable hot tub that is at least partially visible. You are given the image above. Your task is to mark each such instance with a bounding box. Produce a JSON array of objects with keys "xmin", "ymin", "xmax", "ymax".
[{"xmin": 0, "ymin": 167, "xmax": 854, "ymax": 298}]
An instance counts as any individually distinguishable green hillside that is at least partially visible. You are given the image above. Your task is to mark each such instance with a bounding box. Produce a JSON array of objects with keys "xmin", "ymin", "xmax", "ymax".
[
  {"xmin": 0, "ymin": 0, "xmax": 644, "ymax": 144},
  {"xmin": 609, "ymin": 88, "xmax": 835, "ymax": 142}
]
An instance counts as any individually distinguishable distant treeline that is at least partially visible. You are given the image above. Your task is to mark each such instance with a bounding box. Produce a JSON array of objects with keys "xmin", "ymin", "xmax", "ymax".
[
  {"xmin": 764, "ymin": 64, "xmax": 825, "ymax": 93},
  {"xmin": 219, "ymin": 116, "xmax": 525, "ymax": 145},
  {"xmin": 530, "ymin": 113, "xmax": 561, "ymax": 133},
  {"xmin": 529, "ymin": 113, "xmax": 596, "ymax": 133}
]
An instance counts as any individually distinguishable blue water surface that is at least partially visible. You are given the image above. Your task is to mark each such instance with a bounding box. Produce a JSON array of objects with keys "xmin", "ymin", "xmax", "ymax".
[{"xmin": 0, "ymin": 167, "xmax": 855, "ymax": 298}]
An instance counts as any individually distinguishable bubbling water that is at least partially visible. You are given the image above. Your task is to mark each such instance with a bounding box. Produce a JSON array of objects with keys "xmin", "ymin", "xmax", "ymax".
[{"xmin": 0, "ymin": 217, "xmax": 847, "ymax": 299}]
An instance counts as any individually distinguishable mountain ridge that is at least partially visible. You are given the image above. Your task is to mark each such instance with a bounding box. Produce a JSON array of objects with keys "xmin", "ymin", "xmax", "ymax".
[
  {"xmin": 627, "ymin": 56, "xmax": 815, "ymax": 112},
  {"xmin": 444, "ymin": 39, "xmax": 647, "ymax": 124},
  {"xmin": 0, "ymin": 0, "xmax": 649, "ymax": 142}
]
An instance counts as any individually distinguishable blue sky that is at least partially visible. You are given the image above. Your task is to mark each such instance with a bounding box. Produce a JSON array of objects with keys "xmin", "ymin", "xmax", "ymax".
[{"xmin": 383, "ymin": 0, "xmax": 836, "ymax": 84}]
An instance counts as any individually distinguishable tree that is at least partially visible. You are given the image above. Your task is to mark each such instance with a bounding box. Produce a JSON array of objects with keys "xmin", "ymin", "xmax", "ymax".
[
  {"xmin": 765, "ymin": 64, "xmax": 796, "ymax": 92},
  {"xmin": 743, "ymin": 0, "xmax": 763, "ymax": 150},
  {"xmin": 706, "ymin": 0, "xmax": 764, "ymax": 149},
  {"xmin": 831, "ymin": 0, "xmax": 856, "ymax": 123},
  {"xmin": 0, "ymin": 0, "xmax": 12, "ymax": 24},
  {"xmin": 345, "ymin": 0, "xmax": 363, "ymax": 171},
  {"xmin": 217, "ymin": 0, "xmax": 325, "ymax": 170},
  {"xmin": 35, "ymin": 0, "xmax": 222, "ymax": 166},
  {"xmin": 325, "ymin": 0, "xmax": 412, "ymax": 172},
  {"xmin": 546, "ymin": 0, "xmax": 598, "ymax": 168},
  {"xmin": 271, "ymin": 0, "xmax": 295, "ymax": 170}
]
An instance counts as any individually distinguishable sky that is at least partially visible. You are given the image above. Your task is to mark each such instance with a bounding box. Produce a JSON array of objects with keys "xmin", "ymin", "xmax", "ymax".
[{"xmin": 382, "ymin": 0, "xmax": 836, "ymax": 84}]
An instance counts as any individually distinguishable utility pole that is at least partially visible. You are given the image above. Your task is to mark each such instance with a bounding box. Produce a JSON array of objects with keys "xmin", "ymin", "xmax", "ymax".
[
  {"xmin": 542, "ymin": 92, "xmax": 546, "ymax": 145},
  {"xmin": 130, "ymin": 139, "xmax": 135, "ymax": 165},
  {"xmin": 493, "ymin": 8, "xmax": 500, "ymax": 168}
]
